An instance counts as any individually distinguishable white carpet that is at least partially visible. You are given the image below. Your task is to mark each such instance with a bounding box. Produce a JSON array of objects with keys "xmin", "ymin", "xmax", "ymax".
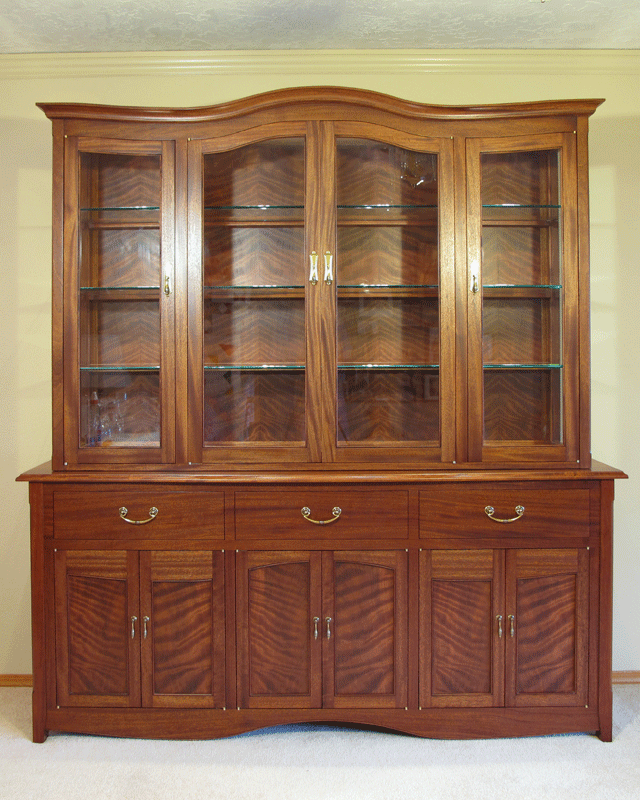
[{"xmin": 1, "ymin": 686, "xmax": 639, "ymax": 800}]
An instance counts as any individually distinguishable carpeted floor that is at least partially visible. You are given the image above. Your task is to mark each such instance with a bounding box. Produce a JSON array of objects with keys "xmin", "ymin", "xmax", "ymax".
[{"xmin": 1, "ymin": 685, "xmax": 639, "ymax": 800}]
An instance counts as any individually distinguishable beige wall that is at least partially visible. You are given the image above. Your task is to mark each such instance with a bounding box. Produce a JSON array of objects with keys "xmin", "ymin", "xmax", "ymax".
[{"xmin": 1, "ymin": 49, "xmax": 639, "ymax": 674}]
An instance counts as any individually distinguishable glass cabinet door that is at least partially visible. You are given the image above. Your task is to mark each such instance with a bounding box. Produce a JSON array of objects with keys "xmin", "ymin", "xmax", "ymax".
[
  {"xmin": 467, "ymin": 134, "xmax": 579, "ymax": 463},
  {"xmin": 189, "ymin": 131, "xmax": 312, "ymax": 463},
  {"xmin": 69, "ymin": 139, "xmax": 175, "ymax": 464},
  {"xmin": 331, "ymin": 133, "xmax": 455, "ymax": 463}
]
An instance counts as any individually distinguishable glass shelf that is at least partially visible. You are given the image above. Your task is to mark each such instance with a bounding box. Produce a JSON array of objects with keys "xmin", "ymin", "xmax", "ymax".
[
  {"xmin": 483, "ymin": 284, "xmax": 561, "ymax": 290},
  {"xmin": 482, "ymin": 204, "xmax": 560, "ymax": 209},
  {"xmin": 338, "ymin": 284, "xmax": 438, "ymax": 289},
  {"xmin": 80, "ymin": 365, "xmax": 160, "ymax": 372},
  {"xmin": 204, "ymin": 365, "xmax": 305, "ymax": 370},
  {"xmin": 483, "ymin": 364, "xmax": 562, "ymax": 369},
  {"xmin": 338, "ymin": 204, "xmax": 438, "ymax": 210},
  {"xmin": 339, "ymin": 364, "xmax": 439, "ymax": 370}
]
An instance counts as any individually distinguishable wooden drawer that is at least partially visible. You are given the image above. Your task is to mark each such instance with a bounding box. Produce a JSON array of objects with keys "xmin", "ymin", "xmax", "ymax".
[
  {"xmin": 53, "ymin": 488, "xmax": 225, "ymax": 539},
  {"xmin": 235, "ymin": 489, "xmax": 409, "ymax": 539},
  {"xmin": 420, "ymin": 484, "xmax": 590, "ymax": 539}
]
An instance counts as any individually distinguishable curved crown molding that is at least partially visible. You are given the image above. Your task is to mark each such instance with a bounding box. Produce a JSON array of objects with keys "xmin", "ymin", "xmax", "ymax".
[
  {"xmin": 37, "ymin": 88, "xmax": 604, "ymax": 124},
  {"xmin": 2, "ymin": 49, "xmax": 640, "ymax": 80}
]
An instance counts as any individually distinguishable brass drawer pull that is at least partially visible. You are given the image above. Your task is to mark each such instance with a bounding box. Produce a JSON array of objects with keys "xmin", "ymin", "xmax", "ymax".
[
  {"xmin": 301, "ymin": 506, "xmax": 342, "ymax": 525},
  {"xmin": 484, "ymin": 505, "xmax": 525, "ymax": 524},
  {"xmin": 119, "ymin": 506, "xmax": 159, "ymax": 525}
]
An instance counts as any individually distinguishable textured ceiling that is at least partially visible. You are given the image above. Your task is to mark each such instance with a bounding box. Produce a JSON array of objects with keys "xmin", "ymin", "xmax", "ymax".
[{"xmin": 1, "ymin": 0, "xmax": 640, "ymax": 53}]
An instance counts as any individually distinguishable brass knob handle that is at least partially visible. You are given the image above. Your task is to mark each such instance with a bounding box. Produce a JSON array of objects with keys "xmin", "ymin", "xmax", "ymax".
[
  {"xmin": 119, "ymin": 506, "xmax": 159, "ymax": 525},
  {"xmin": 130, "ymin": 616, "xmax": 138, "ymax": 639},
  {"xmin": 313, "ymin": 616, "xmax": 320, "ymax": 641},
  {"xmin": 143, "ymin": 616, "xmax": 150, "ymax": 640},
  {"xmin": 484, "ymin": 505, "xmax": 525, "ymax": 524},
  {"xmin": 301, "ymin": 506, "xmax": 342, "ymax": 525},
  {"xmin": 325, "ymin": 616, "xmax": 332, "ymax": 641},
  {"xmin": 496, "ymin": 614, "xmax": 503, "ymax": 639},
  {"xmin": 508, "ymin": 614, "xmax": 516, "ymax": 638}
]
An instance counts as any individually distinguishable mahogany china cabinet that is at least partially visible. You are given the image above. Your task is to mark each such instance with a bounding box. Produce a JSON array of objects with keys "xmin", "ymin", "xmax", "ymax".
[{"xmin": 20, "ymin": 87, "xmax": 626, "ymax": 742}]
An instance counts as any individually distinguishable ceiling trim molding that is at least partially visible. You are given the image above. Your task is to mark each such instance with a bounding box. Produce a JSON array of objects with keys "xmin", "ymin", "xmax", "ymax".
[{"xmin": 2, "ymin": 49, "xmax": 640, "ymax": 80}]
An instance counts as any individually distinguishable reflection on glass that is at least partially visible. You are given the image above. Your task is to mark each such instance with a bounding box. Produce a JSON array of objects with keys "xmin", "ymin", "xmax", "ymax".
[
  {"xmin": 481, "ymin": 149, "xmax": 563, "ymax": 444},
  {"xmin": 336, "ymin": 139, "xmax": 440, "ymax": 445},
  {"xmin": 78, "ymin": 152, "xmax": 162, "ymax": 448},
  {"xmin": 202, "ymin": 139, "xmax": 306, "ymax": 445}
]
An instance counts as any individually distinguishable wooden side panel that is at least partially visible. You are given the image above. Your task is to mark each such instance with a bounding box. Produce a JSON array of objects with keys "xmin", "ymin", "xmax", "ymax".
[
  {"xmin": 506, "ymin": 548, "xmax": 589, "ymax": 707},
  {"xmin": 55, "ymin": 550, "xmax": 140, "ymax": 707},
  {"xmin": 324, "ymin": 550, "xmax": 407, "ymax": 709},
  {"xmin": 140, "ymin": 551, "xmax": 225, "ymax": 709},
  {"xmin": 236, "ymin": 551, "xmax": 322, "ymax": 709},
  {"xmin": 420, "ymin": 550, "xmax": 504, "ymax": 708}
]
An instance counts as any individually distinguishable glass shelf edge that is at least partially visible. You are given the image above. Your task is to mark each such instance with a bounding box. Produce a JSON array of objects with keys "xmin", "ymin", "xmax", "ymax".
[
  {"xmin": 483, "ymin": 364, "xmax": 563, "ymax": 369},
  {"xmin": 339, "ymin": 364, "xmax": 439, "ymax": 370},
  {"xmin": 204, "ymin": 365, "xmax": 305, "ymax": 371},
  {"xmin": 80, "ymin": 366, "xmax": 160, "ymax": 372}
]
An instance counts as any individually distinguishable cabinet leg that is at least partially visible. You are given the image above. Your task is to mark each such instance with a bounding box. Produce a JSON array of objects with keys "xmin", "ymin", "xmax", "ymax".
[{"xmin": 32, "ymin": 692, "xmax": 47, "ymax": 743}]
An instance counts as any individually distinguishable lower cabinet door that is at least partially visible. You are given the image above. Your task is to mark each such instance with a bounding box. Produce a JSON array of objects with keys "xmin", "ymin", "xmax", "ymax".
[
  {"xmin": 420, "ymin": 548, "xmax": 589, "ymax": 709},
  {"xmin": 419, "ymin": 549, "xmax": 504, "ymax": 708},
  {"xmin": 55, "ymin": 549, "xmax": 225, "ymax": 709},
  {"xmin": 324, "ymin": 551, "xmax": 408, "ymax": 709},
  {"xmin": 506, "ymin": 548, "xmax": 589, "ymax": 707},
  {"xmin": 236, "ymin": 550, "xmax": 408, "ymax": 710},
  {"xmin": 236, "ymin": 551, "xmax": 323, "ymax": 709},
  {"xmin": 139, "ymin": 551, "xmax": 226, "ymax": 708},
  {"xmin": 54, "ymin": 549, "xmax": 141, "ymax": 708}
]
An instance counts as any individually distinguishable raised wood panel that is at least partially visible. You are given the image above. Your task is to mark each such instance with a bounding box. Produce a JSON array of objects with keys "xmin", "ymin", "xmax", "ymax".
[
  {"xmin": 326, "ymin": 550, "xmax": 407, "ymax": 708},
  {"xmin": 54, "ymin": 550, "xmax": 139, "ymax": 708},
  {"xmin": 420, "ymin": 550, "xmax": 503, "ymax": 708},
  {"xmin": 237, "ymin": 551, "xmax": 322, "ymax": 709},
  {"xmin": 506, "ymin": 548, "xmax": 588, "ymax": 707},
  {"xmin": 140, "ymin": 551, "xmax": 225, "ymax": 709}
]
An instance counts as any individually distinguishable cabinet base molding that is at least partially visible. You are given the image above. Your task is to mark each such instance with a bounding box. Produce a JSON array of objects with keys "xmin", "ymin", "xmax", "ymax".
[
  {"xmin": 43, "ymin": 706, "xmax": 605, "ymax": 743},
  {"xmin": 611, "ymin": 671, "xmax": 640, "ymax": 685},
  {"xmin": 0, "ymin": 675, "xmax": 33, "ymax": 687}
]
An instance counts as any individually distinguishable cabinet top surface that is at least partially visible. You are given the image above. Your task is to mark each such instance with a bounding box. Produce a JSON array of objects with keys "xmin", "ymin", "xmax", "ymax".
[
  {"xmin": 17, "ymin": 460, "xmax": 627, "ymax": 485},
  {"xmin": 37, "ymin": 86, "xmax": 605, "ymax": 124}
]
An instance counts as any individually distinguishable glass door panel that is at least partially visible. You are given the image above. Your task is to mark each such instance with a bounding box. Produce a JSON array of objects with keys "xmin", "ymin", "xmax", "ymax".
[
  {"xmin": 78, "ymin": 152, "xmax": 162, "ymax": 449},
  {"xmin": 479, "ymin": 148, "xmax": 563, "ymax": 448},
  {"xmin": 335, "ymin": 140, "xmax": 440, "ymax": 446},
  {"xmin": 201, "ymin": 139, "xmax": 306, "ymax": 447}
]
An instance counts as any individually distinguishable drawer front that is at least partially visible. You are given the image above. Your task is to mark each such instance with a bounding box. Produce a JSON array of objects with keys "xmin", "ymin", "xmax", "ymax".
[
  {"xmin": 53, "ymin": 489, "xmax": 225, "ymax": 539},
  {"xmin": 235, "ymin": 489, "xmax": 409, "ymax": 539},
  {"xmin": 420, "ymin": 484, "xmax": 590, "ymax": 539}
]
